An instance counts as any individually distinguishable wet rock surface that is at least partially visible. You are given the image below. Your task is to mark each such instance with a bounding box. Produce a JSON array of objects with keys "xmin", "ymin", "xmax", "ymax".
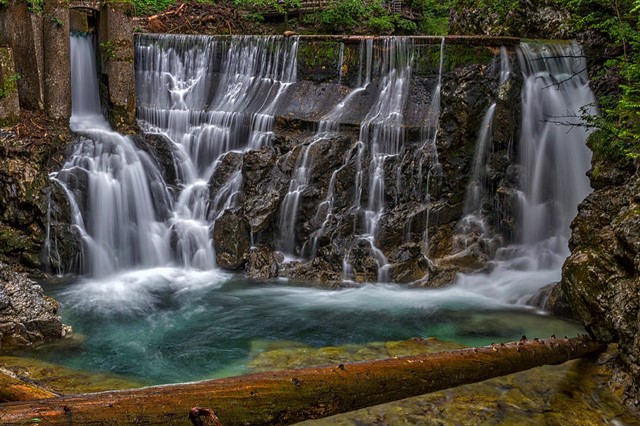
[
  {"xmin": 562, "ymin": 160, "xmax": 640, "ymax": 407},
  {"xmin": 199, "ymin": 45, "xmax": 522, "ymax": 287},
  {"xmin": 450, "ymin": 1, "xmax": 571, "ymax": 39},
  {"xmin": 0, "ymin": 263, "xmax": 66, "ymax": 350},
  {"xmin": 212, "ymin": 208, "xmax": 250, "ymax": 270},
  {"xmin": 0, "ymin": 112, "xmax": 69, "ymax": 271}
]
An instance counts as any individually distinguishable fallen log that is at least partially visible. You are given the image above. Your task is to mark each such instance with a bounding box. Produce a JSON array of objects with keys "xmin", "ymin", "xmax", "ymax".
[{"xmin": 0, "ymin": 336, "xmax": 604, "ymax": 425}]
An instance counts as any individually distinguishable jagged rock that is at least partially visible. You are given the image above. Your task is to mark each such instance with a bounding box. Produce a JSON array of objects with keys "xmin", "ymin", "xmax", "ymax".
[
  {"xmin": 388, "ymin": 243, "xmax": 430, "ymax": 284},
  {"xmin": 526, "ymin": 282, "xmax": 574, "ymax": 318},
  {"xmin": 279, "ymin": 257, "xmax": 343, "ymax": 288},
  {"xmin": 242, "ymin": 147, "xmax": 277, "ymax": 198},
  {"xmin": 132, "ymin": 133, "xmax": 177, "ymax": 186},
  {"xmin": 246, "ymin": 246, "xmax": 284, "ymax": 280},
  {"xmin": 0, "ymin": 263, "xmax": 67, "ymax": 350},
  {"xmin": 208, "ymin": 151, "xmax": 243, "ymax": 199},
  {"xmin": 244, "ymin": 191, "xmax": 281, "ymax": 234},
  {"xmin": 450, "ymin": 1, "xmax": 571, "ymax": 39},
  {"xmin": 562, "ymin": 161, "xmax": 640, "ymax": 407},
  {"xmin": 212, "ymin": 209, "xmax": 250, "ymax": 270}
]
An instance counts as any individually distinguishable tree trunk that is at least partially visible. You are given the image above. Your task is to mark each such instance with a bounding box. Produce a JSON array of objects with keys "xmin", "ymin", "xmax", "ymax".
[{"xmin": 0, "ymin": 336, "xmax": 605, "ymax": 425}]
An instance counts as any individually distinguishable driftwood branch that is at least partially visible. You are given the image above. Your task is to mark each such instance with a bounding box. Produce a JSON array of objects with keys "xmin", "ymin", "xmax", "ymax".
[{"xmin": 0, "ymin": 336, "xmax": 605, "ymax": 425}]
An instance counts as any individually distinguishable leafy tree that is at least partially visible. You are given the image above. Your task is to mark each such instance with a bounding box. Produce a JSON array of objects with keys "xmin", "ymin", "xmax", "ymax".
[{"xmin": 567, "ymin": 0, "xmax": 640, "ymax": 158}]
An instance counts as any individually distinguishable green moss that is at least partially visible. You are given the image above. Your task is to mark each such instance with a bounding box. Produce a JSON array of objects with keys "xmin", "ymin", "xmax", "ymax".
[
  {"xmin": 296, "ymin": 40, "xmax": 343, "ymax": 83},
  {"xmin": 0, "ymin": 356, "xmax": 146, "ymax": 394},
  {"xmin": 443, "ymin": 45, "xmax": 495, "ymax": 71}
]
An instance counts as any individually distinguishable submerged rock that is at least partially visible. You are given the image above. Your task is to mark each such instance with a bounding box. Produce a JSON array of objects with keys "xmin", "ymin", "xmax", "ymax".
[
  {"xmin": 0, "ymin": 263, "xmax": 67, "ymax": 350},
  {"xmin": 0, "ymin": 355, "xmax": 145, "ymax": 399}
]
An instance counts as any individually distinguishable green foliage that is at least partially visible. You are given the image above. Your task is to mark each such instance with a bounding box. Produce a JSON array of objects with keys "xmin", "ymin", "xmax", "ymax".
[
  {"xmin": 452, "ymin": 0, "xmax": 519, "ymax": 18},
  {"xmin": 0, "ymin": 73, "xmax": 20, "ymax": 100},
  {"xmin": 26, "ymin": 0, "xmax": 42, "ymax": 13},
  {"xmin": 567, "ymin": 0, "xmax": 640, "ymax": 158},
  {"xmin": 0, "ymin": 0, "xmax": 43, "ymax": 13},
  {"xmin": 301, "ymin": 0, "xmax": 419, "ymax": 34},
  {"xmin": 234, "ymin": 0, "xmax": 300, "ymax": 15},
  {"xmin": 410, "ymin": 0, "xmax": 451, "ymax": 35},
  {"xmin": 100, "ymin": 40, "xmax": 117, "ymax": 60},
  {"xmin": 315, "ymin": 0, "xmax": 371, "ymax": 32},
  {"xmin": 131, "ymin": 0, "xmax": 176, "ymax": 16},
  {"xmin": 49, "ymin": 14, "xmax": 64, "ymax": 27}
]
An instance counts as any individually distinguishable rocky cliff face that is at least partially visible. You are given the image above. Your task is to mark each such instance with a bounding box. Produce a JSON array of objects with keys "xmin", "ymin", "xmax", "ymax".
[
  {"xmin": 450, "ymin": 0, "xmax": 571, "ymax": 39},
  {"xmin": 562, "ymin": 157, "xmax": 640, "ymax": 407},
  {"xmin": 0, "ymin": 113, "xmax": 69, "ymax": 271}
]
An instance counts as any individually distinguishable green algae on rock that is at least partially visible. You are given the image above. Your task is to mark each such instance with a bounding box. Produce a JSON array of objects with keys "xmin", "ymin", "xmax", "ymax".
[{"xmin": 0, "ymin": 355, "xmax": 147, "ymax": 396}]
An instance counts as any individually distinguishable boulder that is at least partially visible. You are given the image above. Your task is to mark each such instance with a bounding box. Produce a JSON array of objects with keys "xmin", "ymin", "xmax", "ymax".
[
  {"xmin": 246, "ymin": 246, "xmax": 284, "ymax": 280},
  {"xmin": 212, "ymin": 209, "xmax": 250, "ymax": 270},
  {"xmin": 0, "ymin": 263, "xmax": 67, "ymax": 350}
]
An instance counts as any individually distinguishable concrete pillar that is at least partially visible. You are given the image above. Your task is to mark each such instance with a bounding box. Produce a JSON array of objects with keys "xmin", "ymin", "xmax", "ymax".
[
  {"xmin": 43, "ymin": 0, "xmax": 71, "ymax": 121},
  {"xmin": 100, "ymin": 0, "xmax": 136, "ymax": 133},
  {"xmin": 0, "ymin": 48, "xmax": 21, "ymax": 126},
  {"xmin": 0, "ymin": 1, "xmax": 45, "ymax": 111}
]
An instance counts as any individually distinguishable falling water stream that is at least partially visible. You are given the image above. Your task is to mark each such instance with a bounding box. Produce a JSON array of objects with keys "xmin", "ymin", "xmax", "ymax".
[{"xmin": 36, "ymin": 35, "xmax": 593, "ymax": 386}]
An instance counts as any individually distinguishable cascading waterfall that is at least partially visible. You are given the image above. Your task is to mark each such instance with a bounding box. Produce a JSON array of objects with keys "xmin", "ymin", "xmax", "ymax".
[
  {"xmin": 456, "ymin": 41, "xmax": 595, "ymax": 303},
  {"xmin": 136, "ymin": 34, "xmax": 298, "ymax": 266},
  {"xmin": 419, "ymin": 37, "xmax": 444, "ymax": 256},
  {"xmin": 279, "ymin": 39, "xmax": 374, "ymax": 256},
  {"xmin": 52, "ymin": 34, "xmax": 174, "ymax": 277},
  {"xmin": 458, "ymin": 47, "xmax": 511, "ymax": 243},
  {"xmin": 344, "ymin": 38, "xmax": 414, "ymax": 282},
  {"xmin": 517, "ymin": 42, "xmax": 595, "ymax": 248}
]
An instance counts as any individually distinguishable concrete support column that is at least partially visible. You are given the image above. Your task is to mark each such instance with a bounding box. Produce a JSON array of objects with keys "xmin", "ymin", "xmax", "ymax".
[
  {"xmin": 0, "ymin": 47, "xmax": 21, "ymax": 126},
  {"xmin": 0, "ymin": 0, "xmax": 45, "ymax": 111},
  {"xmin": 43, "ymin": 0, "xmax": 71, "ymax": 121},
  {"xmin": 100, "ymin": 0, "xmax": 136, "ymax": 133}
]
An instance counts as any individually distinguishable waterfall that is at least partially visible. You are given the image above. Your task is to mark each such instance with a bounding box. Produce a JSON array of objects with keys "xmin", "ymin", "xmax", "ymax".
[
  {"xmin": 343, "ymin": 37, "xmax": 414, "ymax": 282},
  {"xmin": 53, "ymin": 33, "xmax": 173, "ymax": 277},
  {"xmin": 420, "ymin": 37, "xmax": 444, "ymax": 257},
  {"xmin": 517, "ymin": 42, "xmax": 595, "ymax": 248},
  {"xmin": 456, "ymin": 41, "xmax": 595, "ymax": 303},
  {"xmin": 459, "ymin": 47, "xmax": 511, "ymax": 239},
  {"xmin": 279, "ymin": 39, "xmax": 374, "ymax": 256},
  {"xmin": 136, "ymin": 35, "xmax": 298, "ymax": 237},
  {"xmin": 69, "ymin": 33, "xmax": 104, "ymax": 129},
  {"xmin": 53, "ymin": 35, "xmax": 595, "ymax": 298}
]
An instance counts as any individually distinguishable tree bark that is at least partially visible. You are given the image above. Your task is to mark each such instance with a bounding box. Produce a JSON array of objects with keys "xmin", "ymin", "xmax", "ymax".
[{"xmin": 0, "ymin": 336, "xmax": 605, "ymax": 425}]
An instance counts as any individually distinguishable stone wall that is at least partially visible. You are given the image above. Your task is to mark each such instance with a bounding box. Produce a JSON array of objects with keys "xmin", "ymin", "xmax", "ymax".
[{"xmin": 0, "ymin": 0, "xmax": 136, "ymax": 128}]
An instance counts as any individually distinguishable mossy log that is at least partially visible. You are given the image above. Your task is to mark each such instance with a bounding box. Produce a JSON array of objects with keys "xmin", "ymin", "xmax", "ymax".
[{"xmin": 0, "ymin": 336, "xmax": 604, "ymax": 425}]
